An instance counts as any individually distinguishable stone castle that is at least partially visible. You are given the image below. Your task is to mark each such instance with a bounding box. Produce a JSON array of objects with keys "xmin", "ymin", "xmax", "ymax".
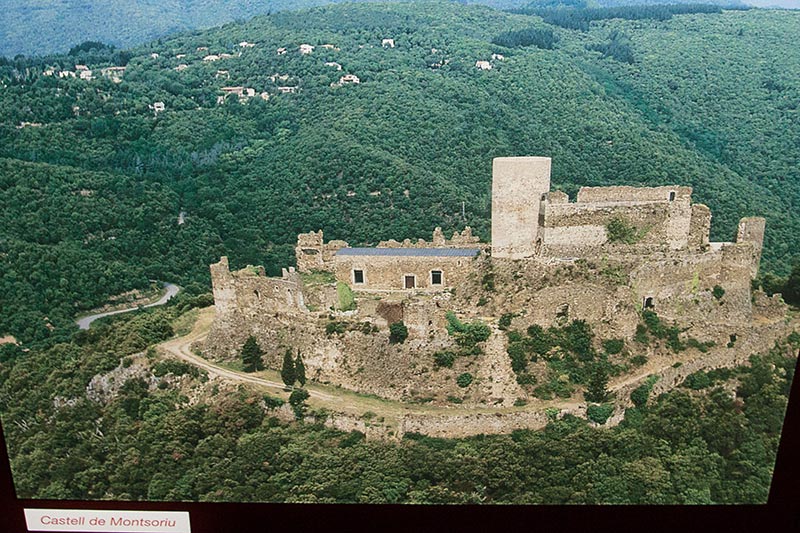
[{"xmin": 204, "ymin": 157, "xmax": 784, "ymax": 409}]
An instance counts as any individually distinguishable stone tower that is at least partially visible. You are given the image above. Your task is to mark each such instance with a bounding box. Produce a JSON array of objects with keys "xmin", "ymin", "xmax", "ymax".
[{"xmin": 491, "ymin": 156, "xmax": 552, "ymax": 259}]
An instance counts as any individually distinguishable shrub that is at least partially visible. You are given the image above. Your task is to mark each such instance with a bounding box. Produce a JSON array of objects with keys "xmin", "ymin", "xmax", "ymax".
[
  {"xmin": 336, "ymin": 282, "xmax": 356, "ymax": 311},
  {"xmin": 606, "ymin": 216, "xmax": 640, "ymax": 244},
  {"xmin": 288, "ymin": 388, "xmax": 310, "ymax": 420},
  {"xmin": 498, "ymin": 313, "xmax": 514, "ymax": 331},
  {"xmin": 507, "ymin": 342, "xmax": 528, "ymax": 373},
  {"xmin": 456, "ymin": 373, "xmax": 473, "ymax": 388},
  {"xmin": 712, "ymin": 285, "xmax": 725, "ymax": 300},
  {"xmin": 527, "ymin": 324, "xmax": 553, "ymax": 355},
  {"xmin": 630, "ymin": 375, "xmax": 658, "ymax": 408},
  {"xmin": 433, "ymin": 351, "xmax": 456, "ymax": 368},
  {"xmin": 602, "ymin": 338, "xmax": 624, "ymax": 355},
  {"xmin": 587, "ymin": 404, "xmax": 614, "ymax": 425},
  {"xmin": 325, "ymin": 321, "xmax": 346, "ymax": 336},
  {"xmin": 481, "ymin": 272, "xmax": 495, "ymax": 292},
  {"xmin": 516, "ymin": 373, "xmax": 538, "ymax": 385},
  {"xmin": 389, "ymin": 321, "xmax": 409, "ymax": 344},
  {"xmin": 683, "ymin": 371, "xmax": 712, "ymax": 390},
  {"xmin": 447, "ymin": 396, "xmax": 463, "ymax": 404},
  {"xmin": 630, "ymin": 355, "xmax": 648, "ymax": 366},
  {"xmin": 153, "ymin": 358, "xmax": 194, "ymax": 377},
  {"xmin": 263, "ymin": 395, "xmax": 285, "ymax": 409},
  {"xmin": 634, "ymin": 324, "xmax": 649, "ymax": 344}
]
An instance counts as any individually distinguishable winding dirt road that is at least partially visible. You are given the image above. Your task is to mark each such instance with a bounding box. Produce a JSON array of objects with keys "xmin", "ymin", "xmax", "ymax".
[{"xmin": 77, "ymin": 283, "xmax": 180, "ymax": 330}]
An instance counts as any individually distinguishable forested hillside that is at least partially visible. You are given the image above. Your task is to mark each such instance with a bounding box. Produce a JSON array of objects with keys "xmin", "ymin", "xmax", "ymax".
[
  {"xmin": 1, "ymin": 3, "xmax": 799, "ymax": 346},
  {"xmin": 0, "ymin": 0, "xmax": 762, "ymax": 57},
  {"xmin": 0, "ymin": 301, "xmax": 796, "ymax": 502}
]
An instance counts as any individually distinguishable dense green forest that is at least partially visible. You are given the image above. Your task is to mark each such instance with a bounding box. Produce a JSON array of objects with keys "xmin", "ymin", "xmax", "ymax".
[
  {"xmin": 0, "ymin": 0, "xmax": 763, "ymax": 57},
  {"xmin": 0, "ymin": 301, "xmax": 796, "ymax": 502},
  {"xmin": 1, "ymin": 3, "xmax": 798, "ymax": 345}
]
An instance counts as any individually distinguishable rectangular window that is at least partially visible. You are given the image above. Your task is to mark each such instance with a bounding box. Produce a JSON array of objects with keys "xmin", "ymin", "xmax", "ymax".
[
  {"xmin": 404, "ymin": 275, "xmax": 416, "ymax": 289},
  {"xmin": 431, "ymin": 270, "xmax": 443, "ymax": 285},
  {"xmin": 353, "ymin": 269, "xmax": 364, "ymax": 284}
]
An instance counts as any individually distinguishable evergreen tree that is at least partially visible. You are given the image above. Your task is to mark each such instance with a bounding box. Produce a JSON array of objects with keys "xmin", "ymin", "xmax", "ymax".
[
  {"xmin": 241, "ymin": 335, "xmax": 263, "ymax": 373},
  {"xmin": 585, "ymin": 364, "xmax": 609, "ymax": 403},
  {"xmin": 281, "ymin": 348, "xmax": 296, "ymax": 388},
  {"xmin": 295, "ymin": 350, "xmax": 306, "ymax": 386}
]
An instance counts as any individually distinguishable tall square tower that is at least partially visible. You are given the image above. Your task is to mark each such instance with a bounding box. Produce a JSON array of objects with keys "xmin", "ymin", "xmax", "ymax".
[{"xmin": 491, "ymin": 157, "xmax": 552, "ymax": 259}]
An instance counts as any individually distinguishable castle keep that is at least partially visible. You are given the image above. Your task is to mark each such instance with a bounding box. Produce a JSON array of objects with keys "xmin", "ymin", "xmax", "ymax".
[{"xmin": 205, "ymin": 157, "xmax": 779, "ymax": 408}]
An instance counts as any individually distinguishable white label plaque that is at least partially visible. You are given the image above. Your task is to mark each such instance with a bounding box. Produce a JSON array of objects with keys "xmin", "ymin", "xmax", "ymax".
[{"xmin": 24, "ymin": 509, "xmax": 190, "ymax": 532}]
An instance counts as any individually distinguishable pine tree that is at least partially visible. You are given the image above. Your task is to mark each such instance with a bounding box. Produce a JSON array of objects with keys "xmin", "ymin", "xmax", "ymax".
[
  {"xmin": 241, "ymin": 335, "xmax": 263, "ymax": 373},
  {"xmin": 294, "ymin": 350, "xmax": 306, "ymax": 386},
  {"xmin": 281, "ymin": 348, "xmax": 296, "ymax": 388}
]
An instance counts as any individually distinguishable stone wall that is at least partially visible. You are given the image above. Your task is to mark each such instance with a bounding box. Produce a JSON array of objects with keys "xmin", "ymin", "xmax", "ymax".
[
  {"xmin": 206, "ymin": 257, "xmax": 309, "ymax": 355},
  {"xmin": 295, "ymin": 230, "xmax": 348, "ymax": 272},
  {"xmin": 542, "ymin": 186, "xmax": 693, "ymax": 253},
  {"xmin": 333, "ymin": 253, "xmax": 479, "ymax": 292}
]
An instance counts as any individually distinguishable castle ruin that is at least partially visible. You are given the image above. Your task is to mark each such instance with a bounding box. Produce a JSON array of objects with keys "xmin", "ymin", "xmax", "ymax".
[{"xmin": 204, "ymin": 157, "xmax": 783, "ymax": 409}]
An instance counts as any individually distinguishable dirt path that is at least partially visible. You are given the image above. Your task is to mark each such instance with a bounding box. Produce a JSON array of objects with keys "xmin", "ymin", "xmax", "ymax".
[{"xmin": 157, "ymin": 308, "xmax": 588, "ymax": 423}]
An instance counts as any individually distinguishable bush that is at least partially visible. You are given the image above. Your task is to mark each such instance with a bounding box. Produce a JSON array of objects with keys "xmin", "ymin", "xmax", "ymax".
[
  {"xmin": 712, "ymin": 285, "xmax": 725, "ymax": 300},
  {"xmin": 152, "ymin": 358, "xmax": 194, "ymax": 377},
  {"xmin": 389, "ymin": 321, "xmax": 409, "ymax": 344},
  {"xmin": 630, "ymin": 355, "xmax": 648, "ymax": 366},
  {"xmin": 606, "ymin": 216, "xmax": 640, "ymax": 243},
  {"xmin": 587, "ymin": 404, "xmax": 614, "ymax": 425},
  {"xmin": 456, "ymin": 373, "xmax": 473, "ymax": 388},
  {"xmin": 325, "ymin": 321, "xmax": 346, "ymax": 336},
  {"xmin": 683, "ymin": 371, "xmax": 712, "ymax": 390},
  {"xmin": 507, "ymin": 342, "xmax": 528, "ymax": 373},
  {"xmin": 498, "ymin": 313, "xmax": 514, "ymax": 331},
  {"xmin": 516, "ymin": 373, "xmax": 538, "ymax": 385},
  {"xmin": 602, "ymin": 338, "xmax": 624, "ymax": 355},
  {"xmin": 288, "ymin": 388, "xmax": 310, "ymax": 420},
  {"xmin": 433, "ymin": 351, "xmax": 456, "ymax": 368},
  {"xmin": 630, "ymin": 375, "xmax": 658, "ymax": 408},
  {"xmin": 263, "ymin": 395, "xmax": 285, "ymax": 409},
  {"xmin": 634, "ymin": 324, "xmax": 649, "ymax": 344},
  {"xmin": 527, "ymin": 324, "xmax": 553, "ymax": 355},
  {"xmin": 336, "ymin": 282, "xmax": 356, "ymax": 311}
]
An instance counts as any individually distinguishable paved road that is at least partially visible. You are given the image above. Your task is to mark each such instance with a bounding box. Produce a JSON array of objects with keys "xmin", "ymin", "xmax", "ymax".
[{"xmin": 76, "ymin": 283, "xmax": 180, "ymax": 330}]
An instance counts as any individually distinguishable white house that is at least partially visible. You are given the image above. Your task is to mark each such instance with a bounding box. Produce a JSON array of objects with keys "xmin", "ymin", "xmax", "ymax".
[
  {"xmin": 299, "ymin": 44, "xmax": 315, "ymax": 55},
  {"xmin": 475, "ymin": 60, "xmax": 492, "ymax": 70},
  {"xmin": 382, "ymin": 38, "xmax": 395, "ymax": 48}
]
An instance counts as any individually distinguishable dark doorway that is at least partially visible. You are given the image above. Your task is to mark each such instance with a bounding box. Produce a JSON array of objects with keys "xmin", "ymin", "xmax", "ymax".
[
  {"xmin": 405, "ymin": 275, "xmax": 416, "ymax": 289},
  {"xmin": 353, "ymin": 269, "xmax": 364, "ymax": 284},
  {"xmin": 644, "ymin": 297, "xmax": 655, "ymax": 309},
  {"xmin": 431, "ymin": 270, "xmax": 443, "ymax": 285}
]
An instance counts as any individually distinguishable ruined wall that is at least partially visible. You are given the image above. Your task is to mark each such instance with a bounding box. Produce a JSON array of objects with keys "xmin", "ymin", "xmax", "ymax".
[
  {"xmin": 295, "ymin": 230, "xmax": 348, "ymax": 272},
  {"xmin": 378, "ymin": 226, "xmax": 482, "ymax": 248},
  {"xmin": 333, "ymin": 254, "xmax": 479, "ymax": 291},
  {"xmin": 688, "ymin": 204, "xmax": 711, "ymax": 251},
  {"xmin": 542, "ymin": 186, "xmax": 693, "ymax": 255},
  {"xmin": 736, "ymin": 217, "xmax": 766, "ymax": 279},
  {"xmin": 491, "ymin": 157, "xmax": 551, "ymax": 259},
  {"xmin": 206, "ymin": 257, "xmax": 309, "ymax": 354},
  {"xmin": 576, "ymin": 185, "xmax": 691, "ymax": 204}
]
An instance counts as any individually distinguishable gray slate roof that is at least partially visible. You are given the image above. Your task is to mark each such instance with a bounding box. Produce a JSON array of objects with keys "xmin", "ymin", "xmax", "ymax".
[{"xmin": 335, "ymin": 247, "xmax": 481, "ymax": 257}]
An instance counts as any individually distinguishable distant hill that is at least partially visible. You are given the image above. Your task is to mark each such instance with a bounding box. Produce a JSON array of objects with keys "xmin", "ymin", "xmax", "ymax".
[
  {"xmin": 1, "ymin": 2, "xmax": 798, "ymax": 343},
  {"xmin": 1, "ymin": 0, "xmax": 790, "ymax": 58}
]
